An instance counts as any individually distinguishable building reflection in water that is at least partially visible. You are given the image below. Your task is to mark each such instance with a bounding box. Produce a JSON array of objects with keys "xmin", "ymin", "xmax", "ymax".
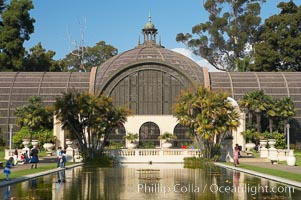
[{"xmin": 0, "ymin": 165, "xmax": 300, "ymax": 200}]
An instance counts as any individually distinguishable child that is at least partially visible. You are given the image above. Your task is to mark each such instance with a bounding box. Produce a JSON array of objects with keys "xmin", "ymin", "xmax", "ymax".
[
  {"xmin": 3, "ymin": 157, "xmax": 13, "ymax": 181},
  {"xmin": 233, "ymin": 146, "xmax": 240, "ymax": 167}
]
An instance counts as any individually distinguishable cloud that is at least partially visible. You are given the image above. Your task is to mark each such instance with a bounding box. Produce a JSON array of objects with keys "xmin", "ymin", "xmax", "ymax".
[{"xmin": 171, "ymin": 48, "xmax": 220, "ymax": 72}]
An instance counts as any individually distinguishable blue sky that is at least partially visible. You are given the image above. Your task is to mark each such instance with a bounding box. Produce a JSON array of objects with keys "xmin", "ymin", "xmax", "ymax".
[{"xmin": 24, "ymin": 0, "xmax": 299, "ymax": 71}]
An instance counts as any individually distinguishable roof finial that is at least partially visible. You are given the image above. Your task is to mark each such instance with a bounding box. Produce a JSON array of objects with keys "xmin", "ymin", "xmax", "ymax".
[
  {"xmin": 138, "ymin": 35, "xmax": 140, "ymax": 45},
  {"xmin": 148, "ymin": 12, "xmax": 151, "ymax": 22},
  {"xmin": 159, "ymin": 35, "xmax": 161, "ymax": 46}
]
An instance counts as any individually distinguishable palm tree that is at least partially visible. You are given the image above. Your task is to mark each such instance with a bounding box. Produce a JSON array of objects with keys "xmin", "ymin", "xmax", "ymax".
[
  {"xmin": 278, "ymin": 97, "xmax": 296, "ymax": 133},
  {"xmin": 54, "ymin": 89, "xmax": 129, "ymax": 159},
  {"xmin": 174, "ymin": 86, "xmax": 240, "ymax": 159},
  {"xmin": 266, "ymin": 97, "xmax": 279, "ymax": 133},
  {"xmin": 240, "ymin": 90, "xmax": 269, "ymax": 133},
  {"xmin": 15, "ymin": 96, "xmax": 53, "ymax": 131}
]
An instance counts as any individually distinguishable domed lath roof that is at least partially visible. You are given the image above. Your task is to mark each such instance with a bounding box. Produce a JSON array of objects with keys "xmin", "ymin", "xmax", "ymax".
[
  {"xmin": 92, "ymin": 16, "xmax": 206, "ymax": 94},
  {"xmin": 93, "ymin": 44, "xmax": 205, "ymax": 94}
]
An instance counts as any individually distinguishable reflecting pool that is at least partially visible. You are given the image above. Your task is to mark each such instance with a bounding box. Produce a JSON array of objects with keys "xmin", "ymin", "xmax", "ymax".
[{"xmin": 0, "ymin": 164, "xmax": 300, "ymax": 200}]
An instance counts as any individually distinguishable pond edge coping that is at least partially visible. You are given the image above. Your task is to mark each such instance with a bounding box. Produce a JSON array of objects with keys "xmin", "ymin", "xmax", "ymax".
[
  {"xmin": 214, "ymin": 162, "xmax": 301, "ymax": 188},
  {"xmin": 0, "ymin": 163, "xmax": 84, "ymax": 188}
]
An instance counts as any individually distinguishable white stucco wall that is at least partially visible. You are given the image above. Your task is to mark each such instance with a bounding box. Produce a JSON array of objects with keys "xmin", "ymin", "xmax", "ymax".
[{"xmin": 124, "ymin": 115, "xmax": 178, "ymax": 135}]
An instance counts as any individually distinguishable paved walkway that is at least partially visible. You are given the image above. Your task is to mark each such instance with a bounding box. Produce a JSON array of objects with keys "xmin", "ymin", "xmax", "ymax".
[
  {"xmin": 9, "ymin": 155, "xmax": 58, "ymax": 172},
  {"xmin": 215, "ymin": 156, "xmax": 301, "ymax": 188},
  {"xmin": 240, "ymin": 158, "xmax": 301, "ymax": 174}
]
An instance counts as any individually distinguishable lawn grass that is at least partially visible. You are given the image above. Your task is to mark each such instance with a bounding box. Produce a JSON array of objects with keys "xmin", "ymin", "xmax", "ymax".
[
  {"xmin": 0, "ymin": 163, "xmax": 58, "ymax": 180},
  {"xmin": 223, "ymin": 162, "xmax": 301, "ymax": 182},
  {"xmin": 0, "ymin": 162, "xmax": 74, "ymax": 181},
  {"xmin": 0, "ymin": 151, "xmax": 5, "ymax": 162}
]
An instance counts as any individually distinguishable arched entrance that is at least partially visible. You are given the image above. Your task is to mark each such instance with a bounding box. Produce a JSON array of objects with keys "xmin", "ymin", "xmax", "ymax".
[
  {"xmin": 173, "ymin": 123, "xmax": 193, "ymax": 148},
  {"xmin": 139, "ymin": 122, "xmax": 160, "ymax": 148}
]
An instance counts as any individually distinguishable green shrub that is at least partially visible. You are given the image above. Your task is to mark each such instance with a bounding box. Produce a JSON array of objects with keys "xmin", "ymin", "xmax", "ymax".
[
  {"xmin": 273, "ymin": 132, "xmax": 286, "ymax": 149},
  {"xmin": 139, "ymin": 141, "xmax": 155, "ymax": 149}
]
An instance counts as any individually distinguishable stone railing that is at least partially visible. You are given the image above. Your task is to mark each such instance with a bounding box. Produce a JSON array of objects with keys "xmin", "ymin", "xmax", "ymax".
[
  {"xmin": 103, "ymin": 149, "xmax": 202, "ymax": 163},
  {"xmin": 260, "ymin": 148, "xmax": 291, "ymax": 161}
]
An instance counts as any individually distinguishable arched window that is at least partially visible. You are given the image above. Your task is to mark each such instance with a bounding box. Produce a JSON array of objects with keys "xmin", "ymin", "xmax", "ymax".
[
  {"xmin": 139, "ymin": 122, "xmax": 160, "ymax": 147},
  {"xmin": 173, "ymin": 123, "xmax": 193, "ymax": 148},
  {"xmin": 107, "ymin": 125, "xmax": 126, "ymax": 147}
]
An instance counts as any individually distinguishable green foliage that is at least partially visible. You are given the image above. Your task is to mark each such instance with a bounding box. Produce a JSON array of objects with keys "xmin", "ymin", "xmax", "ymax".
[
  {"xmin": 0, "ymin": 135, "xmax": 6, "ymax": 147},
  {"xmin": 184, "ymin": 157, "xmax": 215, "ymax": 169},
  {"xmin": 240, "ymin": 90, "xmax": 295, "ymax": 133},
  {"xmin": 174, "ymin": 86, "xmax": 240, "ymax": 159},
  {"xmin": 54, "ymin": 89, "xmax": 129, "ymax": 159},
  {"xmin": 176, "ymin": 0, "xmax": 265, "ymax": 71},
  {"xmin": 84, "ymin": 155, "xmax": 116, "ymax": 167},
  {"xmin": 262, "ymin": 131, "xmax": 273, "ymax": 139},
  {"xmin": 0, "ymin": 0, "xmax": 35, "ymax": 71},
  {"xmin": 22, "ymin": 42, "xmax": 61, "ymax": 72},
  {"xmin": 241, "ymin": 129, "xmax": 260, "ymax": 143},
  {"xmin": 158, "ymin": 132, "xmax": 177, "ymax": 141},
  {"xmin": 139, "ymin": 141, "xmax": 155, "ymax": 149},
  {"xmin": 14, "ymin": 96, "xmax": 53, "ymax": 131},
  {"xmin": 12, "ymin": 126, "xmax": 32, "ymax": 148},
  {"xmin": 252, "ymin": 1, "xmax": 301, "ymax": 71},
  {"xmin": 123, "ymin": 133, "xmax": 138, "ymax": 142},
  {"xmin": 61, "ymin": 40, "xmax": 118, "ymax": 72},
  {"xmin": 272, "ymin": 132, "xmax": 286, "ymax": 149},
  {"xmin": 35, "ymin": 129, "xmax": 55, "ymax": 144},
  {"xmin": 107, "ymin": 141, "xmax": 124, "ymax": 149}
]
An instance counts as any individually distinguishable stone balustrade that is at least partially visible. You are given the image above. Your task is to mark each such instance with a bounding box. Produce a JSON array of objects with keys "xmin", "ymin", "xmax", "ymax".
[
  {"xmin": 103, "ymin": 149, "xmax": 202, "ymax": 163},
  {"xmin": 260, "ymin": 148, "xmax": 291, "ymax": 161}
]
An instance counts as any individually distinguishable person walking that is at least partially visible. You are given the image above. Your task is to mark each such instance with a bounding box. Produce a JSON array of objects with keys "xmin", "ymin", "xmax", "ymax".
[
  {"xmin": 233, "ymin": 146, "xmax": 240, "ymax": 167},
  {"xmin": 56, "ymin": 147, "xmax": 62, "ymax": 167},
  {"xmin": 30, "ymin": 146, "xmax": 39, "ymax": 169},
  {"xmin": 3, "ymin": 157, "xmax": 13, "ymax": 181},
  {"xmin": 13, "ymin": 148, "xmax": 18, "ymax": 166},
  {"xmin": 60, "ymin": 148, "xmax": 67, "ymax": 168}
]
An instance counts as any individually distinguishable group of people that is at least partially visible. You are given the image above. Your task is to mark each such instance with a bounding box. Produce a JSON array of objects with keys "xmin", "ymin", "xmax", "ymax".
[{"xmin": 3, "ymin": 146, "xmax": 40, "ymax": 181}]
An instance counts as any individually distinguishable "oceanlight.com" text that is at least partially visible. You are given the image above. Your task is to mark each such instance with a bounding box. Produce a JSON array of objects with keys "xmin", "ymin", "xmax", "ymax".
[{"xmin": 137, "ymin": 183, "xmax": 295, "ymax": 195}]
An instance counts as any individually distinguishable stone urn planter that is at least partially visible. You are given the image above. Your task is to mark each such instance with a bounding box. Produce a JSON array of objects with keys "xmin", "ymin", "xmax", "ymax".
[
  {"xmin": 162, "ymin": 142, "xmax": 172, "ymax": 149},
  {"xmin": 22, "ymin": 139, "xmax": 31, "ymax": 149},
  {"xmin": 158, "ymin": 132, "xmax": 177, "ymax": 149},
  {"xmin": 245, "ymin": 142, "xmax": 256, "ymax": 151},
  {"xmin": 126, "ymin": 143, "xmax": 137, "ymax": 149},
  {"xmin": 43, "ymin": 143, "xmax": 55, "ymax": 156},
  {"xmin": 287, "ymin": 150, "xmax": 296, "ymax": 166},
  {"xmin": 259, "ymin": 139, "xmax": 267, "ymax": 149},
  {"xmin": 268, "ymin": 139, "xmax": 276, "ymax": 149},
  {"xmin": 65, "ymin": 139, "xmax": 73, "ymax": 149},
  {"xmin": 124, "ymin": 133, "xmax": 139, "ymax": 149},
  {"xmin": 31, "ymin": 139, "xmax": 39, "ymax": 148}
]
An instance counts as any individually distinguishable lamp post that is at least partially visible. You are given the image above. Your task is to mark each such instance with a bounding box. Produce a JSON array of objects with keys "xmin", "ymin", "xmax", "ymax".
[
  {"xmin": 286, "ymin": 123, "xmax": 290, "ymax": 151},
  {"xmin": 9, "ymin": 124, "xmax": 13, "ymax": 155}
]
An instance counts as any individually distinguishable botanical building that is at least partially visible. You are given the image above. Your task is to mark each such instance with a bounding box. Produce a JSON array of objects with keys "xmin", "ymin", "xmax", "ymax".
[{"xmin": 0, "ymin": 17, "xmax": 301, "ymax": 148}]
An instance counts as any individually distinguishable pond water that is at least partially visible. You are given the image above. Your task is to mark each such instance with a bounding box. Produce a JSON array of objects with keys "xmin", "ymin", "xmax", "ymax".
[{"xmin": 0, "ymin": 164, "xmax": 300, "ymax": 200}]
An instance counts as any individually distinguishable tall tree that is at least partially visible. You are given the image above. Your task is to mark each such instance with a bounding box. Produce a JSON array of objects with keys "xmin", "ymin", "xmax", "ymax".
[
  {"xmin": 174, "ymin": 87, "xmax": 240, "ymax": 159},
  {"xmin": 0, "ymin": 0, "xmax": 35, "ymax": 71},
  {"xmin": 0, "ymin": 0, "xmax": 5, "ymax": 23},
  {"xmin": 239, "ymin": 90, "xmax": 269, "ymax": 133},
  {"xmin": 54, "ymin": 90, "xmax": 129, "ymax": 160},
  {"xmin": 252, "ymin": 1, "xmax": 301, "ymax": 71},
  {"xmin": 176, "ymin": 0, "xmax": 265, "ymax": 71},
  {"xmin": 23, "ymin": 42, "xmax": 61, "ymax": 72},
  {"xmin": 14, "ymin": 96, "xmax": 53, "ymax": 131},
  {"xmin": 62, "ymin": 41, "xmax": 118, "ymax": 72}
]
